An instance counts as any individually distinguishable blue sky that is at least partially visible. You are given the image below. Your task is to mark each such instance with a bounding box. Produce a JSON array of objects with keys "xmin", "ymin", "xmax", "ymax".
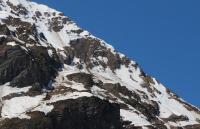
[{"xmin": 34, "ymin": 0, "xmax": 200, "ymax": 108}]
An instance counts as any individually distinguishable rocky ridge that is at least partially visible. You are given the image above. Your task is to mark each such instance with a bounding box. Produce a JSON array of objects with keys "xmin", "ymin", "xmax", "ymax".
[{"xmin": 0, "ymin": 0, "xmax": 199, "ymax": 129}]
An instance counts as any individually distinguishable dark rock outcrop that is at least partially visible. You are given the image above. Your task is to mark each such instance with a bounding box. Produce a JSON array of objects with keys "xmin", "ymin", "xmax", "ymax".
[
  {"xmin": 67, "ymin": 72, "xmax": 94, "ymax": 88},
  {"xmin": 164, "ymin": 114, "xmax": 189, "ymax": 122},
  {"xmin": 0, "ymin": 97, "xmax": 122, "ymax": 129},
  {"xmin": 68, "ymin": 38, "xmax": 131, "ymax": 71},
  {"xmin": 0, "ymin": 43, "xmax": 61, "ymax": 88}
]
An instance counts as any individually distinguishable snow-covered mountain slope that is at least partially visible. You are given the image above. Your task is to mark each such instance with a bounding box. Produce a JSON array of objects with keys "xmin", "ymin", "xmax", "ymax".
[{"xmin": 0, "ymin": 0, "xmax": 199, "ymax": 129}]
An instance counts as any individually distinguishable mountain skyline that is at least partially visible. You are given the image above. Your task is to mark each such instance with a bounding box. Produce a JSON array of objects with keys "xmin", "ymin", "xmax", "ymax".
[
  {"xmin": 34, "ymin": 0, "xmax": 200, "ymax": 108},
  {"xmin": 0, "ymin": 0, "xmax": 199, "ymax": 128}
]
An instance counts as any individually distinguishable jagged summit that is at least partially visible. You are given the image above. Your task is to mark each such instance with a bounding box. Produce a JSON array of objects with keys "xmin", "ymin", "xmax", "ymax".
[{"xmin": 0, "ymin": 0, "xmax": 199, "ymax": 129}]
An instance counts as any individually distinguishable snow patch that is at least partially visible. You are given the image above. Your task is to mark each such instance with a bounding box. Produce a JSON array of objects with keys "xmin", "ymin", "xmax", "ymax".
[
  {"xmin": 1, "ymin": 95, "xmax": 45, "ymax": 119},
  {"xmin": 49, "ymin": 92, "xmax": 93, "ymax": 103},
  {"xmin": 0, "ymin": 83, "xmax": 31, "ymax": 98},
  {"xmin": 120, "ymin": 109, "xmax": 151, "ymax": 126}
]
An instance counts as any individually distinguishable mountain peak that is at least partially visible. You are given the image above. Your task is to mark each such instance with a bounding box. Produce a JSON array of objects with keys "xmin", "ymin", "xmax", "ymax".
[{"xmin": 0, "ymin": 1, "xmax": 199, "ymax": 129}]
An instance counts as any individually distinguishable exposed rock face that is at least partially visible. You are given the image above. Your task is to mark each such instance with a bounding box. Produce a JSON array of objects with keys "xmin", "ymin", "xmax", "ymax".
[
  {"xmin": 0, "ymin": 0, "xmax": 199, "ymax": 129},
  {"xmin": 69, "ymin": 38, "xmax": 131, "ymax": 71},
  {"xmin": 67, "ymin": 73, "xmax": 94, "ymax": 88},
  {"xmin": 0, "ymin": 97, "xmax": 122, "ymax": 129},
  {"xmin": 50, "ymin": 97, "xmax": 121, "ymax": 129},
  {"xmin": 0, "ymin": 42, "xmax": 60, "ymax": 88}
]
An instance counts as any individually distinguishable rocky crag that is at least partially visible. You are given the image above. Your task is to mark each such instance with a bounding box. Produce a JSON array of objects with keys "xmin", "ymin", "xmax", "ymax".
[{"xmin": 0, "ymin": 0, "xmax": 200, "ymax": 129}]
